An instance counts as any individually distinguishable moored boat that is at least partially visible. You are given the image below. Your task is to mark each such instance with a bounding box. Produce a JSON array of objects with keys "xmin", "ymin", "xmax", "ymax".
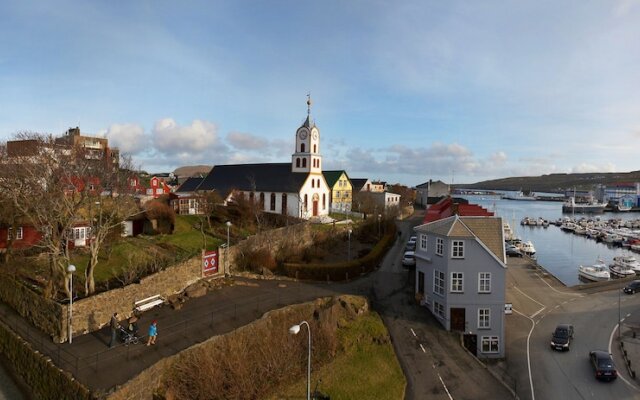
[
  {"xmin": 578, "ymin": 259, "xmax": 610, "ymax": 282},
  {"xmin": 609, "ymin": 262, "xmax": 636, "ymax": 278},
  {"xmin": 612, "ymin": 255, "xmax": 640, "ymax": 275},
  {"xmin": 562, "ymin": 197, "xmax": 607, "ymax": 214},
  {"xmin": 521, "ymin": 240, "xmax": 536, "ymax": 256}
]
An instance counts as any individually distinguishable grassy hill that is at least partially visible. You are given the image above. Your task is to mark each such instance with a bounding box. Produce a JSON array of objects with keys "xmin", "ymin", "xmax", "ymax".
[{"xmin": 455, "ymin": 170, "xmax": 640, "ymax": 193}]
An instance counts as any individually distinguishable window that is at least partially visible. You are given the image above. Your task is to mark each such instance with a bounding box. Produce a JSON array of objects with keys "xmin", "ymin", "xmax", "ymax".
[
  {"xmin": 304, "ymin": 194, "xmax": 308, "ymax": 211},
  {"xmin": 434, "ymin": 270, "xmax": 445, "ymax": 296},
  {"xmin": 452, "ymin": 240, "xmax": 464, "ymax": 258},
  {"xmin": 481, "ymin": 336, "xmax": 499, "ymax": 353},
  {"xmin": 301, "ymin": 143, "xmax": 306, "ymax": 152},
  {"xmin": 436, "ymin": 238, "xmax": 444, "ymax": 256},
  {"xmin": 420, "ymin": 234, "xmax": 427, "ymax": 250},
  {"xmin": 478, "ymin": 273, "xmax": 491, "ymax": 293},
  {"xmin": 296, "ymin": 158, "xmax": 300, "ymax": 168},
  {"xmin": 322, "ymin": 193, "xmax": 326, "ymax": 209},
  {"xmin": 313, "ymin": 144, "xmax": 317, "ymax": 153},
  {"xmin": 312, "ymin": 180, "xmax": 315, "ymax": 188},
  {"xmin": 451, "ymin": 272, "xmax": 463, "ymax": 293},
  {"xmin": 302, "ymin": 158, "xmax": 307, "ymax": 168},
  {"xmin": 281, "ymin": 194, "xmax": 287, "ymax": 215},
  {"xmin": 259, "ymin": 193, "xmax": 265, "ymax": 209},
  {"xmin": 433, "ymin": 301, "xmax": 445, "ymax": 318},
  {"xmin": 478, "ymin": 308, "xmax": 490, "ymax": 329},
  {"xmin": 270, "ymin": 193, "xmax": 276, "ymax": 211}
]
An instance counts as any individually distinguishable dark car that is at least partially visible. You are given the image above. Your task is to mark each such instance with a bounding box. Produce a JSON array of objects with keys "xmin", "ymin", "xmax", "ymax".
[
  {"xmin": 623, "ymin": 280, "xmax": 640, "ymax": 294},
  {"xmin": 506, "ymin": 243, "xmax": 523, "ymax": 258},
  {"xmin": 550, "ymin": 324, "xmax": 574, "ymax": 351},
  {"xmin": 589, "ymin": 350, "xmax": 617, "ymax": 381}
]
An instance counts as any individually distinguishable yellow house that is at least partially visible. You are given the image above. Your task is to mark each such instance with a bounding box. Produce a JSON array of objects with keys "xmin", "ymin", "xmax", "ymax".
[{"xmin": 322, "ymin": 170, "xmax": 353, "ymax": 212}]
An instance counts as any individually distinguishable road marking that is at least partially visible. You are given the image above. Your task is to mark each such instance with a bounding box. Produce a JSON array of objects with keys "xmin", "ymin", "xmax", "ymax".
[
  {"xmin": 531, "ymin": 306, "xmax": 546, "ymax": 319},
  {"xmin": 534, "ymin": 272, "xmax": 581, "ymax": 296},
  {"xmin": 420, "ymin": 343, "xmax": 426, "ymax": 353},
  {"xmin": 608, "ymin": 323, "xmax": 640, "ymax": 391},
  {"xmin": 410, "ymin": 328, "xmax": 417, "ymax": 337},
  {"xmin": 514, "ymin": 286, "xmax": 545, "ymax": 308},
  {"xmin": 514, "ymin": 308, "xmax": 536, "ymax": 400},
  {"xmin": 554, "ymin": 305, "xmax": 560, "ymax": 310},
  {"xmin": 437, "ymin": 373, "xmax": 454, "ymax": 400}
]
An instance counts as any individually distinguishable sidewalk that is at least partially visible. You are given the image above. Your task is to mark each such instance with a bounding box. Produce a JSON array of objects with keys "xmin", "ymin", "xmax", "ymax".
[{"xmin": 0, "ymin": 278, "xmax": 369, "ymax": 392}]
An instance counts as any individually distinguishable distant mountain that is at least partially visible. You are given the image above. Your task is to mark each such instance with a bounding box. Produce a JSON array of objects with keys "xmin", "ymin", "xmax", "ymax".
[
  {"xmin": 173, "ymin": 165, "xmax": 212, "ymax": 178},
  {"xmin": 455, "ymin": 171, "xmax": 640, "ymax": 193}
]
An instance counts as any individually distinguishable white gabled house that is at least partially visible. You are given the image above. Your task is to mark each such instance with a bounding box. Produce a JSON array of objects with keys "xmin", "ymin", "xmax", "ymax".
[{"xmin": 414, "ymin": 215, "xmax": 506, "ymax": 358}]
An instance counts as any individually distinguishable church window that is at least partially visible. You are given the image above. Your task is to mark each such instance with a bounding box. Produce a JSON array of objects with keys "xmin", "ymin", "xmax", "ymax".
[
  {"xmin": 296, "ymin": 158, "xmax": 300, "ymax": 168},
  {"xmin": 282, "ymin": 194, "xmax": 287, "ymax": 215},
  {"xmin": 313, "ymin": 144, "xmax": 317, "ymax": 153},
  {"xmin": 259, "ymin": 193, "xmax": 265, "ymax": 210},
  {"xmin": 270, "ymin": 193, "xmax": 276, "ymax": 211},
  {"xmin": 323, "ymin": 193, "xmax": 326, "ymax": 209},
  {"xmin": 302, "ymin": 158, "xmax": 307, "ymax": 168},
  {"xmin": 250, "ymin": 192, "xmax": 254, "ymax": 202},
  {"xmin": 304, "ymin": 194, "xmax": 308, "ymax": 211},
  {"xmin": 301, "ymin": 143, "xmax": 306, "ymax": 152},
  {"xmin": 312, "ymin": 180, "xmax": 315, "ymax": 188}
]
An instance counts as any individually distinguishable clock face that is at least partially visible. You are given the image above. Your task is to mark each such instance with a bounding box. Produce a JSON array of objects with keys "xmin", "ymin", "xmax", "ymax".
[
  {"xmin": 312, "ymin": 130, "xmax": 318, "ymax": 139},
  {"xmin": 298, "ymin": 129, "xmax": 308, "ymax": 140}
]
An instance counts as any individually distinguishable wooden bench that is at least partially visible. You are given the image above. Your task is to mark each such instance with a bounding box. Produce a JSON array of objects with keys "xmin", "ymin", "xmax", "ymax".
[{"xmin": 134, "ymin": 295, "xmax": 165, "ymax": 313}]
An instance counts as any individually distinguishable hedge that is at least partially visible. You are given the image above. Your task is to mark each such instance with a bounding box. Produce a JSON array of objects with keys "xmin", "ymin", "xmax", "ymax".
[{"xmin": 284, "ymin": 224, "xmax": 397, "ymax": 281}]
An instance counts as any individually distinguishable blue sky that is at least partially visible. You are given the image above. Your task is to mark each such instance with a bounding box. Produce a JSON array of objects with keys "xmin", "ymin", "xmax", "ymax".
[{"xmin": 1, "ymin": 1, "xmax": 639, "ymax": 186}]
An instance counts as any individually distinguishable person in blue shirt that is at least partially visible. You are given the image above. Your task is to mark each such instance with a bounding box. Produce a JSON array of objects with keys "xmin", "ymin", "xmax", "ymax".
[{"xmin": 146, "ymin": 320, "xmax": 158, "ymax": 346}]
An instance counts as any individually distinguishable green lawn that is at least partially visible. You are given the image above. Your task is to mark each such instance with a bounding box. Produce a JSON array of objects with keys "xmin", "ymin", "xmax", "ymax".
[{"xmin": 271, "ymin": 312, "xmax": 405, "ymax": 400}]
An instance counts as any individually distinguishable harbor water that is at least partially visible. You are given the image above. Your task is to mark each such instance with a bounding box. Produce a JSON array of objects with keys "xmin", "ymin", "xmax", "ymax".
[{"xmin": 460, "ymin": 195, "xmax": 640, "ymax": 286}]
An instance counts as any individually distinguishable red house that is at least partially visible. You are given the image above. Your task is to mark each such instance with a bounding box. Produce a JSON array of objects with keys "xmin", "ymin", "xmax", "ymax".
[
  {"xmin": 0, "ymin": 225, "xmax": 43, "ymax": 252},
  {"xmin": 147, "ymin": 176, "xmax": 171, "ymax": 198}
]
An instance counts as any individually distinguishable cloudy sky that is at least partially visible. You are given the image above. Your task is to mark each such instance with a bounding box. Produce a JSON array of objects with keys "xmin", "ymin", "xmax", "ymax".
[{"xmin": 1, "ymin": 1, "xmax": 639, "ymax": 186}]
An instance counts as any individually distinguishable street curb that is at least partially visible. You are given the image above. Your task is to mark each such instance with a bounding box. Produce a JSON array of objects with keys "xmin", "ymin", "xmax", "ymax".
[{"xmin": 458, "ymin": 334, "xmax": 520, "ymax": 400}]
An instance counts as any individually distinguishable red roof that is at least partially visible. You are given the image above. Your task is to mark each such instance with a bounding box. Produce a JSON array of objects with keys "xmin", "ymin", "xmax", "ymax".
[{"xmin": 423, "ymin": 197, "xmax": 493, "ymax": 223}]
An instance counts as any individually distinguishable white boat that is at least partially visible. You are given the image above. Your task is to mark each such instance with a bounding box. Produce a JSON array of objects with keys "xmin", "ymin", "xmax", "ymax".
[
  {"xmin": 574, "ymin": 226, "xmax": 587, "ymax": 235},
  {"xmin": 503, "ymin": 191, "xmax": 537, "ymax": 201},
  {"xmin": 503, "ymin": 222, "xmax": 515, "ymax": 241},
  {"xmin": 612, "ymin": 255, "xmax": 640, "ymax": 275},
  {"xmin": 632, "ymin": 244, "xmax": 640, "ymax": 253},
  {"xmin": 603, "ymin": 233, "xmax": 623, "ymax": 244},
  {"xmin": 521, "ymin": 240, "xmax": 536, "ymax": 256},
  {"xmin": 609, "ymin": 262, "xmax": 636, "ymax": 278},
  {"xmin": 560, "ymin": 222, "xmax": 576, "ymax": 232},
  {"xmin": 562, "ymin": 197, "xmax": 607, "ymax": 214},
  {"xmin": 578, "ymin": 259, "xmax": 610, "ymax": 282}
]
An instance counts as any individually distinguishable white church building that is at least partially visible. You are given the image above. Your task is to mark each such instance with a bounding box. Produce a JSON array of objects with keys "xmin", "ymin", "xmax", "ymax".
[{"xmin": 193, "ymin": 98, "xmax": 331, "ymax": 219}]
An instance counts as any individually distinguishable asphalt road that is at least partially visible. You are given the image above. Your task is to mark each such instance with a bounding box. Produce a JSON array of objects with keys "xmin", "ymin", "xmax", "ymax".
[{"xmin": 503, "ymin": 258, "xmax": 640, "ymax": 400}]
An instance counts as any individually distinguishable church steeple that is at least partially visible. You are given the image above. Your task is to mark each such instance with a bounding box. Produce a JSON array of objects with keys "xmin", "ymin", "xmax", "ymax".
[{"xmin": 292, "ymin": 95, "xmax": 322, "ymax": 174}]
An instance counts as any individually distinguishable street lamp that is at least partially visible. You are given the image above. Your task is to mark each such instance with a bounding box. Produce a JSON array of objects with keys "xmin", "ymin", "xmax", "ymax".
[
  {"xmin": 289, "ymin": 321, "xmax": 311, "ymax": 400},
  {"xmin": 226, "ymin": 221, "xmax": 231, "ymax": 274},
  {"xmin": 378, "ymin": 214, "xmax": 382, "ymax": 239},
  {"xmin": 347, "ymin": 229, "xmax": 352, "ymax": 261},
  {"xmin": 67, "ymin": 264, "xmax": 76, "ymax": 344}
]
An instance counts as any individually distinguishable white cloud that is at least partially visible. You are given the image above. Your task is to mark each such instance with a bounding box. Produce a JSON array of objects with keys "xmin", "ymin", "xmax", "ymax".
[
  {"xmin": 570, "ymin": 163, "xmax": 617, "ymax": 174},
  {"xmin": 152, "ymin": 118, "xmax": 224, "ymax": 154},
  {"xmin": 104, "ymin": 123, "xmax": 148, "ymax": 154},
  {"xmin": 227, "ymin": 131, "xmax": 268, "ymax": 150}
]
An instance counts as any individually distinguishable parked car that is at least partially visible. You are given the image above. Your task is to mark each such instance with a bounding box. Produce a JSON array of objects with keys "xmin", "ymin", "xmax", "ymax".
[
  {"xmin": 402, "ymin": 251, "xmax": 416, "ymax": 267},
  {"xmin": 405, "ymin": 241, "xmax": 416, "ymax": 252},
  {"xmin": 407, "ymin": 236, "xmax": 417, "ymax": 245},
  {"xmin": 589, "ymin": 350, "xmax": 617, "ymax": 381},
  {"xmin": 506, "ymin": 243, "xmax": 523, "ymax": 258},
  {"xmin": 550, "ymin": 324, "xmax": 574, "ymax": 351},
  {"xmin": 623, "ymin": 280, "xmax": 640, "ymax": 294}
]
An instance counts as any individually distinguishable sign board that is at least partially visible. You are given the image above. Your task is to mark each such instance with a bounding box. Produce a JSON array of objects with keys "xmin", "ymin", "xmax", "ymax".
[
  {"xmin": 202, "ymin": 250, "xmax": 218, "ymax": 277},
  {"xmin": 504, "ymin": 303, "xmax": 513, "ymax": 315}
]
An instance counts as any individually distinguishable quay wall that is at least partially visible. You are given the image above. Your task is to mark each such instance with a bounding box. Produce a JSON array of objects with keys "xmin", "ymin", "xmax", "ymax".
[{"xmin": 0, "ymin": 318, "xmax": 91, "ymax": 400}]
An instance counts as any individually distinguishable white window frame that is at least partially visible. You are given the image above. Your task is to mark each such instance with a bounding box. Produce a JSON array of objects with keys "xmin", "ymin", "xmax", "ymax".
[
  {"xmin": 478, "ymin": 308, "xmax": 490, "ymax": 329},
  {"xmin": 433, "ymin": 301, "xmax": 445, "ymax": 319},
  {"xmin": 420, "ymin": 234, "xmax": 427, "ymax": 250},
  {"xmin": 434, "ymin": 270, "xmax": 445, "ymax": 296},
  {"xmin": 478, "ymin": 272, "xmax": 492, "ymax": 293},
  {"xmin": 436, "ymin": 237, "xmax": 444, "ymax": 256},
  {"xmin": 481, "ymin": 336, "xmax": 499, "ymax": 353},
  {"xmin": 451, "ymin": 272, "xmax": 464, "ymax": 293},
  {"xmin": 16, "ymin": 227, "xmax": 23, "ymax": 240},
  {"xmin": 452, "ymin": 240, "xmax": 464, "ymax": 258}
]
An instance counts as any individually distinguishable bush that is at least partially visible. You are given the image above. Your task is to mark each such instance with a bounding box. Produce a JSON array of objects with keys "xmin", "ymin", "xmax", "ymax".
[{"xmin": 238, "ymin": 247, "xmax": 277, "ymax": 273}]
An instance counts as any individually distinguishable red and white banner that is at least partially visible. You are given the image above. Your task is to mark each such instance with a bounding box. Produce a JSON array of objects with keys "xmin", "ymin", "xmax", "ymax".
[{"xmin": 202, "ymin": 250, "xmax": 218, "ymax": 276}]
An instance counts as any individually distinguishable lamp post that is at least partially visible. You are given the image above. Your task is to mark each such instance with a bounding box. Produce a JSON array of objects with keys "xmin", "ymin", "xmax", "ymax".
[
  {"xmin": 347, "ymin": 228, "xmax": 352, "ymax": 261},
  {"xmin": 378, "ymin": 214, "xmax": 382, "ymax": 239},
  {"xmin": 226, "ymin": 221, "xmax": 231, "ymax": 274},
  {"xmin": 67, "ymin": 264, "xmax": 76, "ymax": 344},
  {"xmin": 289, "ymin": 321, "xmax": 311, "ymax": 400}
]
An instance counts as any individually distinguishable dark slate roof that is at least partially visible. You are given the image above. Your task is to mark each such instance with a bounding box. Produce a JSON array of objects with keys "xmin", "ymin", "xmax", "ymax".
[
  {"xmin": 322, "ymin": 170, "xmax": 347, "ymax": 187},
  {"xmin": 176, "ymin": 177, "xmax": 204, "ymax": 193},
  {"xmin": 350, "ymin": 178, "xmax": 369, "ymax": 191},
  {"xmin": 198, "ymin": 163, "xmax": 308, "ymax": 197}
]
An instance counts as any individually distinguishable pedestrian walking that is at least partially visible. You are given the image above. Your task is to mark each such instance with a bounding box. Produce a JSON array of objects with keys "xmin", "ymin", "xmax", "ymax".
[
  {"xmin": 109, "ymin": 312, "xmax": 119, "ymax": 348},
  {"xmin": 146, "ymin": 320, "xmax": 158, "ymax": 346}
]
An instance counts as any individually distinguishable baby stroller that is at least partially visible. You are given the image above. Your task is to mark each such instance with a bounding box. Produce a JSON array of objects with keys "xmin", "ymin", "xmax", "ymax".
[{"xmin": 119, "ymin": 326, "xmax": 139, "ymax": 345}]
